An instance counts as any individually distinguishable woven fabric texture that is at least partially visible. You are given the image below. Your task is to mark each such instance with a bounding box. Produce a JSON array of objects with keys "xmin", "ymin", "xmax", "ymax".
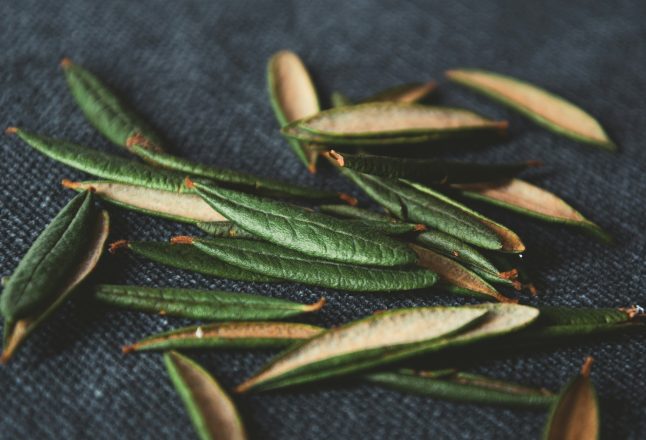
[{"xmin": 1, "ymin": 0, "xmax": 644, "ymax": 438}]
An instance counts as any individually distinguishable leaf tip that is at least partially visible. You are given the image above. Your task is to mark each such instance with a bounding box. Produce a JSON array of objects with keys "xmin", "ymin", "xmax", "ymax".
[
  {"xmin": 121, "ymin": 344, "xmax": 136, "ymax": 354},
  {"xmin": 59, "ymin": 57, "xmax": 73, "ymax": 69},
  {"xmin": 338, "ymin": 192, "xmax": 358, "ymax": 206},
  {"xmin": 580, "ymin": 356, "xmax": 594, "ymax": 377},
  {"xmin": 619, "ymin": 305, "xmax": 645, "ymax": 320},
  {"xmin": 499, "ymin": 269, "xmax": 519, "ymax": 280},
  {"xmin": 108, "ymin": 240, "xmax": 129, "ymax": 254},
  {"xmin": 233, "ymin": 381, "xmax": 253, "ymax": 394},
  {"xmin": 184, "ymin": 177, "xmax": 196, "ymax": 190},
  {"xmin": 414, "ymin": 224, "xmax": 427, "ymax": 232},
  {"xmin": 0, "ymin": 352, "xmax": 9, "ymax": 365},
  {"xmin": 304, "ymin": 297, "xmax": 326, "ymax": 312},
  {"xmin": 4, "ymin": 126, "xmax": 18, "ymax": 136},
  {"xmin": 170, "ymin": 235, "xmax": 194, "ymax": 245},
  {"xmin": 327, "ymin": 150, "xmax": 345, "ymax": 167},
  {"xmin": 307, "ymin": 162, "xmax": 317, "ymax": 174}
]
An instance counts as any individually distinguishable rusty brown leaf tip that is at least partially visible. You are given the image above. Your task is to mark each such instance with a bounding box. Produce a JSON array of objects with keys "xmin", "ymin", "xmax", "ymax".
[
  {"xmin": 170, "ymin": 235, "xmax": 194, "ymax": 245},
  {"xmin": 619, "ymin": 305, "xmax": 645, "ymax": 320},
  {"xmin": 338, "ymin": 193, "xmax": 358, "ymax": 206},
  {"xmin": 580, "ymin": 356, "xmax": 594, "ymax": 377},
  {"xmin": 4, "ymin": 126, "xmax": 18, "ymax": 135},
  {"xmin": 60, "ymin": 179, "xmax": 79, "ymax": 189},
  {"xmin": 304, "ymin": 297, "xmax": 326, "ymax": 312},
  {"xmin": 184, "ymin": 177, "xmax": 196, "ymax": 190},
  {"xmin": 0, "ymin": 352, "xmax": 10, "ymax": 365},
  {"xmin": 121, "ymin": 344, "xmax": 136, "ymax": 354},
  {"xmin": 60, "ymin": 57, "xmax": 73, "ymax": 69},
  {"xmin": 307, "ymin": 162, "xmax": 317, "ymax": 174},
  {"xmin": 414, "ymin": 224, "xmax": 427, "ymax": 232},
  {"xmin": 327, "ymin": 150, "xmax": 345, "ymax": 167},
  {"xmin": 108, "ymin": 240, "xmax": 129, "ymax": 254},
  {"xmin": 499, "ymin": 269, "xmax": 519, "ymax": 280}
]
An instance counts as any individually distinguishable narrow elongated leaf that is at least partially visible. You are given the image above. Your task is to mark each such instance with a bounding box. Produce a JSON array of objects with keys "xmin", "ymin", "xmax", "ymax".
[
  {"xmin": 365, "ymin": 369, "xmax": 556, "ymax": 408},
  {"xmin": 544, "ymin": 357, "xmax": 599, "ymax": 440},
  {"xmin": 235, "ymin": 306, "xmax": 488, "ymax": 392},
  {"xmin": 452, "ymin": 179, "xmax": 609, "ymax": 241},
  {"xmin": 7, "ymin": 128, "xmax": 187, "ymax": 192},
  {"xmin": 94, "ymin": 284, "xmax": 325, "ymax": 320},
  {"xmin": 360, "ymin": 81, "xmax": 438, "ymax": 104},
  {"xmin": 318, "ymin": 205, "xmax": 425, "ymax": 233},
  {"xmin": 61, "ymin": 58, "xmax": 168, "ymax": 153},
  {"xmin": 411, "ymin": 244, "xmax": 514, "ymax": 303},
  {"xmin": 1, "ymin": 191, "xmax": 96, "ymax": 322},
  {"xmin": 340, "ymin": 169, "xmax": 503, "ymax": 250},
  {"xmin": 172, "ymin": 237, "xmax": 438, "ymax": 292},
  {"xmin": 115, "ymin": 241, "xmax": 278, "ymax": 283},
  {"xmin": 329, "ymin": 150, "xmax": 539, "ymax": 185},
  {"xmin": 63, "ymin": 179, "xmax": 225, "ymax": 223},
  {"xmin": 287, "ymin": 103, "xmax": 507, "ymax": 141},
  {"xmin": 125, "ymin": 322, "xmax": 324, "ymax": 353},
  {"xmin": 267, "ymin": 50, "xmax": 321, "ymax": 172},
  {"xmin": 164, "ymin": 351, "xmax": 247, "ymax": 440},
  {"xmin": 127, "ymin": 142, "xmax": 340, "ymax": 200},
  {"xmin": 405, "ymin": 180, "xmax": 525, "ymax": 253},
  {"xmin": 446, "ymin": 69, "xmax": 615, "ymax": 150},
  {"xmin": 1, "ymin": 210, "xmax": 109, "ymax": 363},
  {"xmin": 190, "ymin": 179, "xmax": 416, "ymax": 266}
]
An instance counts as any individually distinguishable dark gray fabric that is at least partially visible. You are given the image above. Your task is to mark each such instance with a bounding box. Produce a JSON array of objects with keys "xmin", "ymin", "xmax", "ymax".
[{"xmin": 1, "ymin": 0, "xmax": 644, "ymax": 438}]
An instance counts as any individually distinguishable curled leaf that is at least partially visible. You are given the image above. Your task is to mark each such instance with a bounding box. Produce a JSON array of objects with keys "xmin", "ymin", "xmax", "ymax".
[
  {"xmin": 544, "ymin": 357, "xmax": 599, "ymax": 440},
  {"xmin": 173, "ymin": 236, "xmax": 438, "ymax": 292},
  {"xmin": 446, "ymin": 69, "xmax": 615, "ymax": 150},
  {"xmin": 125, "ymin": 322, "xmax": 324, "ymax": 353},
  {"xmin": 452, "ymin": 179, "xmax": 609, "ymax": 241},
  {"xmin": 94, "ymin": 284, "xmax": 325, "ymax": 321},
  {"xmin": 267, "ymin": 50, "xmax": 321, "ymax": 172},
  {"xmin": 63, "ymin": 179, "xmax": 225, "ymax": 223},
  {"xmin": 164, "ymin": 351, "xmax": 247, "ymax": 440},
  {"xmin": 235, "ymin": 306, "xmax": 488, "ymax": 392}
]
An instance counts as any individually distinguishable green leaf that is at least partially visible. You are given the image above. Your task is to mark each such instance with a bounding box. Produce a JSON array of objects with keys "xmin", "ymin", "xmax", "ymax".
[
  {"xmin": 1, "ymin": 209, "xmax": 110, "ymax": 363},
  {"xmin": 340, "ymin": 169, "xmax": 503, "ymax": 250},
  {"xmin": 127, "ymin": 143, "xmax": 340, "ymax": 200},
  {"xmin": 267, "ymin": 50, "xmax": 322, "ymax": 172},
  {"xmin": 404, "ymin": 180, "xmax": 526, "ymax": 253},
  {"xmin": 172, "ymin": 237, "xmax": 438, "ymax": 292},
  {"xmin": 235, "ymin": 306, "xmax": 488, "ymax": 392},
  {"xmin": 190, "ymin": 180, "xmax": 416, "ymax": 266},
  {"xmin": 410, "ymin": 244, "xmax": 513, "ymax": 303},
  {"xmin": 446, "ymin": 69, "xmax": 615, "ymax": 150},
  {"xmin": 63, "ymin": 179, "xmax": 226, "ymax": 224},
  {"xmin": 196, "ymin": 222, "xmax": 257, "ymax": 238},
  {"xmin": 7, "ymin": 128, "xmax": 187, "ymax": 192},
  {"xmin": 164, "ymin": 351, "xmax": 247, "ymax": 440},
  {"xmin": 93, "ymin": 284, "xmax": 325, "ymax": 320},
  {"xmin": 543, "ymin": 357, "xmax": 599, "ymax": 440},
  {"xmin": 282, "ymin": 103, "xmax": 507, "ymax": 145},
  {"xmin": 1, "ymin": 191, "xmax": 96, "ymax": 322},
  {"xmin": 318, "ymin": 204, "xmax": 426, "ymax": 232},
  {"xmin": 359, "ymin": 81, "xmax": 437, "ymax": 104},
  {"xmin": 365, "ymin": 369, "xmax": 556, "ymax": 408},
  {"xmin": 451, "ymin": 179, "xmax": 610, "ymax": 242},
  {"xmin": 61, "ymin": 58, "xmax": 168, "ymax": 153},
  {"xmin": 117, "ymin": 241, "xmax": 278, "ymax": 283},
  {"xmin": 125, "ymin": 322, "xmax": 324, "ymax": 353},
  {"xmin": 328, "ymin": 150, "xmax": 538, "ymax": 185}
]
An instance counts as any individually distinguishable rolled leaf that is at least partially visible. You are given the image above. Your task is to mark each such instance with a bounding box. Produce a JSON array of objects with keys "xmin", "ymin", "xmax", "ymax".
[
  {"xmin": 446, "ymin": 69, "xmax": 615, "ymax": 150},
  {"xmin": 267, "ymin": 50, "xmax": 321, "ymax": 172},
  {"xmin": 94, "ymin": 284, "xmax": 325, "ymax": 320},
  {"xmin": 365, "ymin": 369, "xmax": 556, "ymax": 408},
  {"xmin": 61, "ymin": 58, "xmax": 168, "ymax": 153},
  {"xmin": 235, "ymin": 306, "xmax": 488, "ymax": 392},
  {"xmin": 1, "ymin": 209, "xmax": 110, "ymax": 363},
  {"xmin": 63, "ymin": 179, "xmax": 225, "ymax": 223},
  {"xmin": 190, "ymin": 179, "xmax": 416, "ymax": 267},
  {"xmin": 452, "ymin": 179, "xmax": 609, "ymax": 241},
  {"xmin": 544, "ymin": 357, "xmax": 599, "ymax": 440},
  {"xmin": 127, "ymin": 142, "xmax": 340, "ymax": 200},
  {"xmin": 164, "ymin": 351, "xmax": 247, "ymax": 440},
  {"xmin": 410, "ymin": 244, "xmax": 514, "ymax": 303},
  {"xmin": 1, "ymin": 191, "xmax": 96, "ymax": 322},
  {"xmin": 340, "ymin": 169, "xmax": 503, "ymax": 250},
  {"xmin": 125, "ymin": 322, "xmax": 324, "ymax": 353},
  {"xmin": 404, "ymin": 180, "xmax": 525, "ymax": 253},
  {"xmin": 328, "ymin": 150, "xmax": 539, "ymax": 185},
  {"xmin": 115, "ymin": 241, "xmax": 278, "ymax": 283},
  {"xmin": 284, "ymin": 103, "xmax": 507, "ymax": 145},
  {"xmin": 172, "ymin": 237, "xmax": 438, "ymax": 292}
]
